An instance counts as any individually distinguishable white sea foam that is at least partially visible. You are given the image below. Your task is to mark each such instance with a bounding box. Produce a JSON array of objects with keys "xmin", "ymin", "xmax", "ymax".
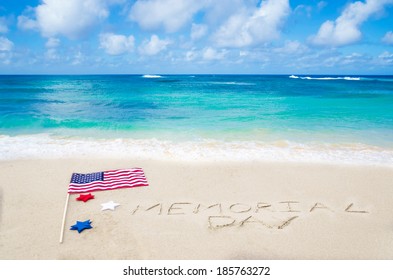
[
  {"xmin": 1, "ymin": 134, "xmax": 392, "ymax": 166},
  {"xmin": 302, "ymin": 76, "xmax": 361, "ymax": 81},
  {"xmin": 361, "ymin": 77, "xmax": 393, "ymax": 82},
  {"xmin": 289, "ymin": 75, "xmax": 361, "ymax": 81},
  {"xmin": 343, "ymin": 77, "xmax": 361, "ymax": 81},
  {"xmin": 142, "ymin": 74, "xmax": 163, "ymax": 78}
]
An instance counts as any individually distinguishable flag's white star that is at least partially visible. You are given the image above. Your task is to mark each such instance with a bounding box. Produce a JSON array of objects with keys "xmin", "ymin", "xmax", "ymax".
[{"xmin": 101, "ymin": 201, "xmax": 120, "ymax": 211}]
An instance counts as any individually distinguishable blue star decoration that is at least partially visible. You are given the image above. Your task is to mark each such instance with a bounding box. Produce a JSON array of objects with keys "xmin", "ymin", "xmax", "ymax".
[{"xmin": 70, "ymin": 220, "xmax": 93, "ymax": 233}]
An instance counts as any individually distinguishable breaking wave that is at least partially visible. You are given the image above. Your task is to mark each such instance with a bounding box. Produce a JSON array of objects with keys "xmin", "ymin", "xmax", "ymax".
[
  {"xmin": 1, "ymin": 134, "xmax": 392, "ymax": 166},
  {"xmin": 142, "ymin": 74, "xmax": 163, "ymax": 78},
  {"xmin": 289, "ymin": 75, "xmax": 360, "ymax": 81}
]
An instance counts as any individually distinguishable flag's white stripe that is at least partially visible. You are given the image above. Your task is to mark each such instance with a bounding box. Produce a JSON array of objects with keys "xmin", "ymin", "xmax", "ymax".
[
  {"xmin": 68, "ymin": 183, "xmax": 148, "ymax": 193},
  {"xmin": 69, "ymin": 178, "xmax": 148, "ymax": 190}
]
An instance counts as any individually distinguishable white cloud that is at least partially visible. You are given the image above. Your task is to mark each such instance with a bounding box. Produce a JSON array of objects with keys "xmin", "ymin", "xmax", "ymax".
[
  {"xmin": 0, "ymin": 17, "xmax": 8, "ymax": 33},
  {"xmin": 202, "ymin": 47, "xmax": 228, "ymax": 60},
  {"xmin": 317, "ymin": 1, "xmax": 328, "ymax": 11},
  {"xmin": 311, "ymin": 0, "xmax": 393, "ymax": 47},
  {"xmin": 129, "ymin": 0, "xmax": 206, "ymax": 33},
  {"xmin": 71, "ymin": 51, "xmax": 84, "ymax": 65},
  {"xmin": 17, "ymin": 15, "xmax": 39, "ymax": 31},
  {"xmin": 378, "ymin": 51, "xmax": 393, "ymax": 64},
  {"xmin": 139, "ymin": 35, "xmax": 171, "ymax": 56},
  {"xmin": 382, "ymin": 31, "xmax": 393, "ymax": 44},
  {"xmin": 340, "ymin": 52, "xmax": 368, "ymax": 65},
  {"xmin": 44, "ymin": 38, "xmax": 61, "ymax": 60},
  {"xmin": 203, "ymin": 0, "xmax": 257, "ymax": 27},
  {"xmin": 294, "ymin": 5, "xmax": 312, "ymax": 18},
  {"xmin": 185, "ymin": 49, "xmax": 197, "ymax": 61},
  {"xmin": 0, "ymin": 36, "xmax": 13, "ymax": 51},
  {"xmin": 0, "ymin": 52, "xmax": 12, "ymax": 65},
  {"xmin": 99, "ymin": 33, "xmax": 135, "ymax": 55},
  {"xmin": 45, "ymin": 48, "xmax": 59, "ymax": 60},
  {"xmin": 45, "ymin": 37, "xmax": 60, "ymax": 48},
  {"xmin": 239, "ymin": 50, "xmax": 249, "ymax": 57},
  {"xmin": 191, "ymin": 23, "xmax": 208, "ymax": 40},
  {"xmin": 17, "ymin": 0, "xmax": 115, "ymax": 39},
  {"xmin": 213, "ymin": 0, "xmax": 290, "ymax": 47},
  {"xmin": 274, "ymin": 40, "xmax": 309, "ymax": 54}
]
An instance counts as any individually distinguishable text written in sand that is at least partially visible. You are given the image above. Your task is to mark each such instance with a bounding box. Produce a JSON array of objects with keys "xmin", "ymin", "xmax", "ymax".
[{"xmin": 130, "ymin": 201, "xmax": 369, "ymax": 230}]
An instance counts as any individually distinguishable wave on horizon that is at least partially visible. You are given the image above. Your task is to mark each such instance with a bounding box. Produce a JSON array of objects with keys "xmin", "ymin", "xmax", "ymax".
[
  {"xmin": 289, "ymin": 75, "xmax": 361, "ymax": 81},
  {"xmin": 142, "ymin": 74, "xmax": 163, "ymax": 78},
  {"xmin": 208, "ymin": 81, "xmax": 256, "ymax": 86}
]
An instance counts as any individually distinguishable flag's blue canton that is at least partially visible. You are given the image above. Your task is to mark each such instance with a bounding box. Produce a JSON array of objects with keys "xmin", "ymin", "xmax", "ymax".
[{"xmin": 70, "ymin": 172, "xmax": 104, "ymax": 184}]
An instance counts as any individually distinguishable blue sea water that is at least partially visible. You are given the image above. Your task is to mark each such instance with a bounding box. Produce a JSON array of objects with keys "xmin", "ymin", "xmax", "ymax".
[{"xmin": 1, "ymin": 74, "xmax": 393, "ymax": 163}]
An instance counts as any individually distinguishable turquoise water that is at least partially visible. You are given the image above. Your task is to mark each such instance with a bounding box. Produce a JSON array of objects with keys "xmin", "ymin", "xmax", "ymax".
[
  {"xmin": 1, "ymin": 74, "xmax": 392, "ymax": 164},
  {"xmin": 1, "ymin": 74, "xmax": 392, "ymax": 147}
]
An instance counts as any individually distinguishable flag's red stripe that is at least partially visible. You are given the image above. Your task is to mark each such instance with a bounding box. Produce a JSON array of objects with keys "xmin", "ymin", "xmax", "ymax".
[{"xmin": 69, "ymin": 178, "xmax": 148, "ymax": 190}]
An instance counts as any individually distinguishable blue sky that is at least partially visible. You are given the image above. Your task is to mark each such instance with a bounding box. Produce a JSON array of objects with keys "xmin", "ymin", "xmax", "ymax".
[{"xmin": 0, "ymin": 0, "xmax": 393, "ymax": 74}]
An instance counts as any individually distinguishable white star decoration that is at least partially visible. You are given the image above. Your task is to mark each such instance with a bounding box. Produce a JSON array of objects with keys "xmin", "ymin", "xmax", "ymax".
[{"xmin": 101, "ymin": 201, "xmax": 120, "ymax": 211}]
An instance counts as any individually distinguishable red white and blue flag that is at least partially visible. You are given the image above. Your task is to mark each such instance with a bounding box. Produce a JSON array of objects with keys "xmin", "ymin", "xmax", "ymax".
[{"xmin": 68, "ymin": 168, "xmax": 148, "ymax": 193}]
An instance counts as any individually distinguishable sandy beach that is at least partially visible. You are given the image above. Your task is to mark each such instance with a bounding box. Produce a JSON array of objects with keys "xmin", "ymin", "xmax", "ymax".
[{"xmin": 0, "ymin": 158, "xmax": 392, "ymax": 260}]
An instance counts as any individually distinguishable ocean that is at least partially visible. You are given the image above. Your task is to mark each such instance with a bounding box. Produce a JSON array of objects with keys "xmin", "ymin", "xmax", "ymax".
[{"xmin": 1, "ymin": 74, "xmax": 392, "ymax": 164}]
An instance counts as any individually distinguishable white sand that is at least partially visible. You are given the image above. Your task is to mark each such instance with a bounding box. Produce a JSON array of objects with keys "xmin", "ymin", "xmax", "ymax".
[{"xmin": 0, "ymin": 159, "xmax": 392, "ymax": 259}]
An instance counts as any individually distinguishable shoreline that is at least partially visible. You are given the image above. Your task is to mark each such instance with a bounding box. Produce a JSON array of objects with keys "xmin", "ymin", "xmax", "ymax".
[
  {"xmin": 1, "ymin": 134, "xmax": 393, "ymax": 166},
  {"xmin": 1, "ymin": 158, "xmax": 392, "ymax": 259}
]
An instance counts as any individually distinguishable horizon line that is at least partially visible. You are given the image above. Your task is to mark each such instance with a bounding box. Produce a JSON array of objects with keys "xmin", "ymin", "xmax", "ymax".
[{"xmin": 1, "ymin": 73, "xmax": 392, "ymax": 76}]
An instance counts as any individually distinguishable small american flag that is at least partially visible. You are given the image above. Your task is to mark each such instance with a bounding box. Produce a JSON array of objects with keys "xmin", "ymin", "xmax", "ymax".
[{"xmin": 68, "ymin": 168, "xmax": 148, "ymax": 193}]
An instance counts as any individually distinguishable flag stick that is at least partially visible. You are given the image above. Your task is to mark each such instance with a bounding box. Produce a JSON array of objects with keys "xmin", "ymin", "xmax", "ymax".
[{"xmin": 59, "ymin": 193, "xmax": 70, "ymax": 243}]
